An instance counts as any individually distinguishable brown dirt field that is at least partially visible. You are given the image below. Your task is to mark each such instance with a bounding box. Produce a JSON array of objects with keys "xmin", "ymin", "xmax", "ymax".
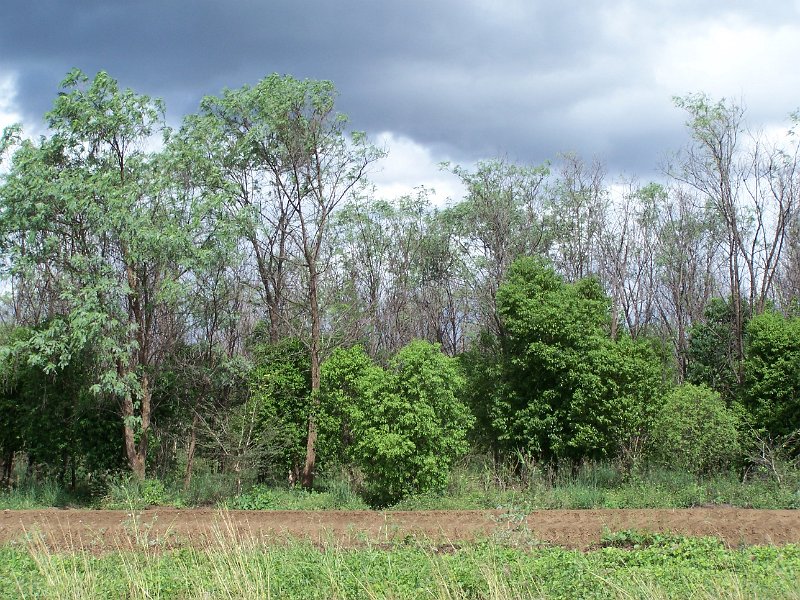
[{"xmin": 1, "ymin": 508, "xmax": 799, "ymax": 551}]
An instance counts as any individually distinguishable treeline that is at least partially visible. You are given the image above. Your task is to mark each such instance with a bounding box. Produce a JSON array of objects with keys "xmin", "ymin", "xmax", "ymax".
[{"xmin": 0, "ymin": 70, "xmax": 798, "ymax": 504}]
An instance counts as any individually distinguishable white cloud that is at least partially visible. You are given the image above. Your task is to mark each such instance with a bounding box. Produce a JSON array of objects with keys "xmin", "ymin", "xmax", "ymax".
[
  {"xmin": 369, "ymin": 132, "xmax": 467, "ymax": 206},
  {"xmin": 655, "ymin": 15, "xmax": 800, "ymax": 123},
  {"xmin": 0, "ymin": 72, "xmax": 22, "ymax": 132}
]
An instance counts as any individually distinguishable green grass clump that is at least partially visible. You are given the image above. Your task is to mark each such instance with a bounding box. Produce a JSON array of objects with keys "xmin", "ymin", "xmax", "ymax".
[
  {"xmin": 395, "ymin": 459, "xmax": 800, "ymax": 511},
  {"xmin": 2, "ymin": 533, "xmax": 799, "ymax": 599},
  {"xmin": 2, "ymin": 458, "xmax": 798, "ymax": 511},
  {"xmin": 0, "ymin": 478, "xmax": 91, "ymax": 509},
  {"xmin": 224, "ymin": 482, "xmax": 369, "ymax": 511}
]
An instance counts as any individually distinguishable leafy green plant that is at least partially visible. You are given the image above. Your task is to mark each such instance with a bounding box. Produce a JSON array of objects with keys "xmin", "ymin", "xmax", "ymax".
[
  {"xmin": 474, "ymin": 258, "xmax": 665, "ymax": 464},
  {"xmin": 743, "ymin": 310, "xmax": 800, "ymax": 437},
  {"xmin": 225, "ymin": 482, "xmax": 369, "ymax": 510},
  {"xmin": 350, "ymin": 340, "xmax": 474, "ymax": 506},
  {"xmin": 650, "ymin": 384, "xmax": 741, "ymax": 476},
  {"xmin": 3, "ymin": 534, "xmax": 800, "ymax": 599},
  {"xmin": 228, "ymin": 484, "xmax": 276, "ymax": 510},
  {"xmin": 101, "ymin": 476, "xmax": 182, "ymax": 509}
]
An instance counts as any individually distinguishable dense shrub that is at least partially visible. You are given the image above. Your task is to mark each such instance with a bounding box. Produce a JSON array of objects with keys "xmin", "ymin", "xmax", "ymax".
[
  {"xmin": 686, "ymin": 297, "xmax": 749, "ymax": 401},
  {"xmin": 742, "ymin": 310, "xmax": 800, "ymax": 438},
  {"xmin": 649, "ymin": 384, "xmax": 741, "ymax": 475},
  {"xmin": 468, "ymin": 258, "xmax": 664, "ymax": 464},
  {"xmin": 349, "ymin": 340, "xmax": 473, "ymax": 506},
  {"xmin": 248, "ymin": 338, "xmax": 312, "ymax": 481}
]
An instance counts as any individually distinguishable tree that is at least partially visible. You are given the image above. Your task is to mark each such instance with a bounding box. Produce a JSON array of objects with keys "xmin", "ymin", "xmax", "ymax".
[
  {"xmin": 548, "ymin": 153, "xmax": 607, "ymax": 281},
  {"xmin": 248, "ymin": 336, "xmax": 311, "ymax": 483},
  {"xmin": 671, "ymin": 94, "xmax": 799, "ymax": 380},
  {"xmin": 598, "ymin": 181, "xmax": 662, "ymax": 339},
  {"xmin": 318, "ymin": 344, "xmax": 375, "ymax": 467},
  {"xmin": 653, "ymin": 186, "xmax": 721, "ymax": 379},
  {"xmin": 482, "ymin": 258, "xmax": 663, "ymax": 463},
  {"xmin": 687, "ymin": 297, "xmax": 748, "ymax": 401},
  {"xmin": 176, "ymin": 83, "xmax": 297, "ymax": 344},
  {"xmin": 742, "ymin": 310, "xmax": 800, "ymax": 438},
  {"xmin": 252, "ymin": 76, "xmax": 383, "ymax": 489},
  {"xmin": 0, "ymin": 325, "xmax": 123, "ymax": 485},
  {"xmin": 445, "ymin": 159, "xmax": 550, "ymax": 337},
  {"xmin": 183, "ymin": 75, "xmax": 382, "ymax": 489},
  {"xmin": 0, "ymin": 70, "xmax": 206, "ymax": 479},
  {"xmin": 334, "ymin": 192, "xmax": 434, "ymax": 358}
]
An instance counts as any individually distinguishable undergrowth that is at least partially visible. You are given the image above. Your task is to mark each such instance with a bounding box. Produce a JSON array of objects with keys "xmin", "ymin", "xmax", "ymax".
[{"xmin": 1, "ymin": 458, "xmax": 798, "ymax": 511}]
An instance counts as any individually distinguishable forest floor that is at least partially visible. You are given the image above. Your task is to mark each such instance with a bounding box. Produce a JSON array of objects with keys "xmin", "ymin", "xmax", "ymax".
[{"xmin": 2, "ymin": 507, "xmax": 799, "ymax": 552}]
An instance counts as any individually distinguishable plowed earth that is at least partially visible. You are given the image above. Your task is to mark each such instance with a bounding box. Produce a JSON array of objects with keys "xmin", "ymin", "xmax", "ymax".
[{"xmin": 2, "ymin": 508, "xmax": 798, "ymax": 551}]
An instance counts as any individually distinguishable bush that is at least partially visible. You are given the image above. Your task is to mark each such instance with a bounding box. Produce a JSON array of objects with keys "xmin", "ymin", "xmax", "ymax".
[
  {"xmin": 350, "ymin": 340, "xmax": 474, "ymax": 506},
  {"xmin": 649, "ymin": 384, "xmax": 741, "ymax": 475},
  {"xmin": 473, "ymin": 258, "xmax": 665, "ymax": 464},
  {"xmin": 742, "ymin": 310, "xmax": 800, "ymax": 437}
]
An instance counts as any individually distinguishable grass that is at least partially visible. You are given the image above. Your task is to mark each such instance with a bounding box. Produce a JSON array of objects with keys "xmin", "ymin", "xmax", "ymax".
[
  {"xmin": 2, "ymin": 459, "xmax": 796, "ymax": 598},
  {"xmin": 0, "ymin": 477, "xmax": 91, "ymax": 510},
  {"xmin": 1, "ymin": 528, "xmax": 798, "ymax": 599},
  {"xmin": 392, "ymin": 459, "xmax": 800, "ymax": 511},
  {"xmin": 1, "ymin": 458, "xmax": 798, "ymax": 511}
]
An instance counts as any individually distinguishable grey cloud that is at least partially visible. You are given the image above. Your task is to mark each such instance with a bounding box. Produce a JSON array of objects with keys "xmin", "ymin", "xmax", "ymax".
[{"xmin": 1, "ymin": 0, "xmax": 797, "ymax": 177}]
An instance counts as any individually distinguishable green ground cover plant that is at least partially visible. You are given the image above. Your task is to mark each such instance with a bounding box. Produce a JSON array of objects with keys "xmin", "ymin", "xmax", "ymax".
[{"xmin": 1, "ymin": 533, "xmax": 798, "ymax": 599}]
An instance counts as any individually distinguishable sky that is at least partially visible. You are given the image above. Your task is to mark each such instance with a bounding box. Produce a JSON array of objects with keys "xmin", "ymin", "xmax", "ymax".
[{"xmin": 1, "ymin": 0, "xmax": 799, "ymax": 203}]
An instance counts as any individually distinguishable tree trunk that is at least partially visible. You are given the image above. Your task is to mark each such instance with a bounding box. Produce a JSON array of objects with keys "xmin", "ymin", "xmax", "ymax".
[
  {"xmin": 122, "ymin": 372, "xmax": 152, "ymax": 480},
  {"xmin": 301, "ymin": 266, "xmax": 322, "ymax": 490},
  {"xmin": 183, "ymin": 411, "xmax": 199, "ymax": 491}
]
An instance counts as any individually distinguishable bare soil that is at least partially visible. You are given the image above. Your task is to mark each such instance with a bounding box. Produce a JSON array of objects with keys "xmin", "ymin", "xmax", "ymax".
[{"xmin": 1, "ymin": 508, "xmax": 799, "ymax": 551}]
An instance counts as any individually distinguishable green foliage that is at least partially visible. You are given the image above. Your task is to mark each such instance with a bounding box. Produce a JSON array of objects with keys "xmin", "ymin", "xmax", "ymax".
[
  {"xmin": 0, "ymin": 326, "xmax": 124, "ymax": 479},
  {"xmin": 226, "ymin": 482, "xmax": 368, "ymax": 511},
  {"xmin": 742, "ymin": 310, "xmax": 800, "ymax": 438},
  {"xmin": 248, "ymin": 337, "xmax": 311, "ymax": 480},
  {"xmin": 101, "ymin": 476, "xmax": 183, "ymax": 509},
  {"xmin": 0, "ymin": 69, "xmax": 213, "ymax": 478},
  {"xmin": 3, "ymin": 459, "xmax": 797, "ymax": 511},
  {"xmin": 687, "ymin": 297, "xmax": 747, "ymax": 400},
  {"xmin": 318, "ymin": 345, "xmax": 374, "ymax": 466},
  {"xmin": 650, "ymin": 384, "xmax": 741, "ymax": 475},
  {"xmin": 393, "ymin": 459, "xmax": 799, "ymax": 511},
  {"xmin": 479, "ymin": 257, "xmax": 664, "ymax": 463},
  {"xmin": 349, "ymin": 340, "xmax": 473, "ymax": 505}
]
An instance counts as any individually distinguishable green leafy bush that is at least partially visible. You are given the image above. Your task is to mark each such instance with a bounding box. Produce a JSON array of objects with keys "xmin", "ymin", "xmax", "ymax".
[
  {"xmin": 471, "ymin": 258, "xmax": 664, "ymax": 464},
  {"xmin": 248, "ymin": 337, "xmax": 312, "ymax": 480},
  {"xmin": 650, "ymin": 384, "xmax": 741, "ymax": 475},
  {"xmin": 350, "ymin": 340, "xmax": 474, "ymax": 506},
  {"xmin": 742, "ymin": 310, "xmax": 800, "ymax": 437},
  {"xmin": 102, "ymin": 476, "xmax": 182, "ymax": 509}
]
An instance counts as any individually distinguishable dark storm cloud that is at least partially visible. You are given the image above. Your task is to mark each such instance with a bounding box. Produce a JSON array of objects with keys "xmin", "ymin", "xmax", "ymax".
[{"xmin": 1, "ymin": 0, "xmax": 797, "ymax": 175}]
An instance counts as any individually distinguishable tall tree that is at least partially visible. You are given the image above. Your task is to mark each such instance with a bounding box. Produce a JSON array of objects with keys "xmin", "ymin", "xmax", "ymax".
[
  {"xmin": 671, "ymin": 94, "xmax": 799, "ymax": 378},
  {"xmin": 220, "ymin": 76, "xmax": 383, "ymax": 488},
  {"xmin": 445, "ymin": 159, "xmax": 550, "ymax": 337},
  {"xmin": 654, "ymin": 186, "xmax": 722, "ymax": 379},
  {"xmin": 0, "ymin": 70, "xmax": 205, "ymax": 479},
  {"xmin": 272, "ymin": 78, "xmax": 383, "ymax": 488},
  {"xmin": 180, "ymin": 75, "xmax": 382, "ymax": 488},
  {"xmin": 548, "ymin": 153, "xmax": 607, "ymax": 281},
  {"xmin": 176, "ymin": 83, "xmax": 299, "ymax": 343},
  {"xmin": 334, "ymin": 192, "xmax": 431, "ymax": 358},
  {"xmin": 598, "ymin": 181, "xmax": 661, "ymax": 339}
]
